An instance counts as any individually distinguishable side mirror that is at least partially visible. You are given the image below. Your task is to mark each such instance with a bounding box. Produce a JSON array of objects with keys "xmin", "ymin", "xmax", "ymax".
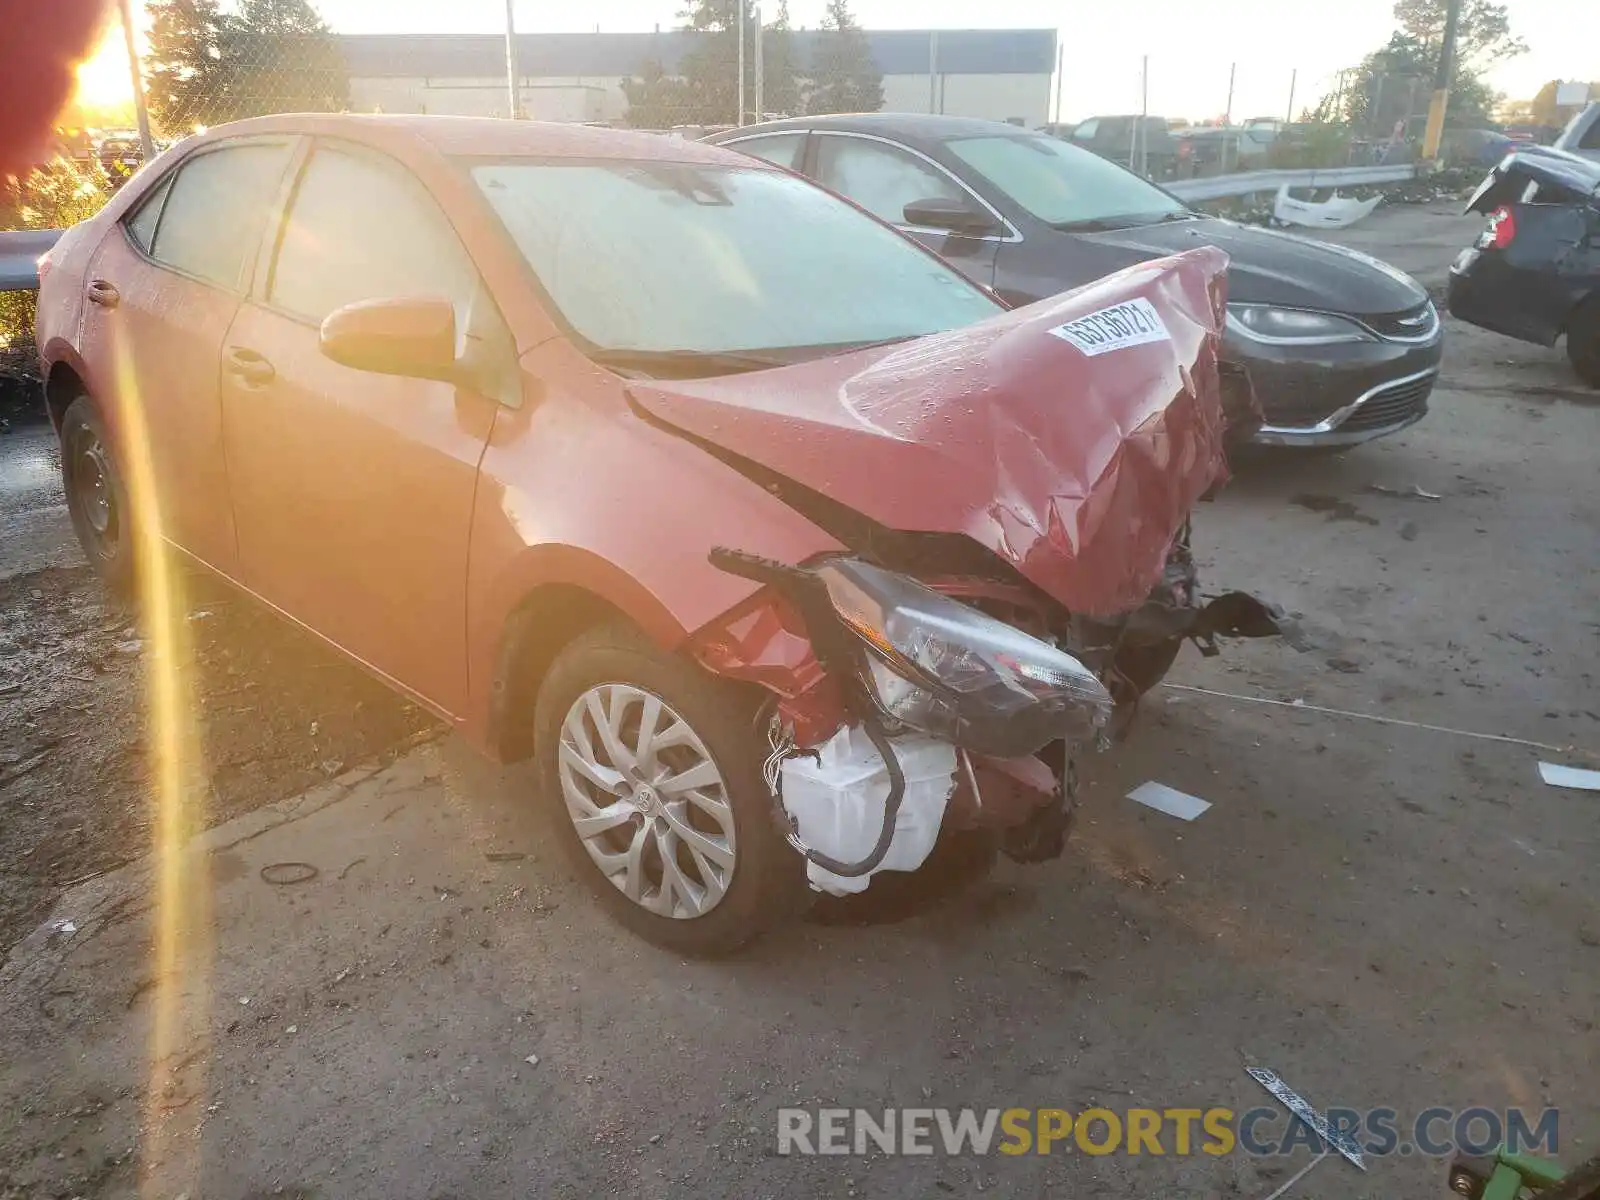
[
  {"xmin": 902, "ymin": 196, "xmax": 1001, "ymax": 236},
  {"xmin": 319, "ymin": 297, "xmax": 460, "ymax": 383}
]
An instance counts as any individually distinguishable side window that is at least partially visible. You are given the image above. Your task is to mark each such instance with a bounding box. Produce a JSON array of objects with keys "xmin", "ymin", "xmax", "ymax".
[
  {"xmin": 726, "ymin": 133, "xmax": 806, "ymax": 170},
  {"xmin": 814, "ymin": 136, "xmax": 965, "ymax": 226},
  {"xmin": 268, "ymin": 145, "xmax": 477, "ymax": 325},
  {"xmin": 149, "ymin": 143, "xmax": 293, "ymax": 289},
  {"xmin": 1580, "ymin": 115, "xmax": 1600, "ymax": 150},
  {"xmin": 1072, "ymin": 119, "xmax": 1100, "ymax": 141},
  {"xmin": 124, "ymin": 172, "xmax": 174, "ymax": 254}
]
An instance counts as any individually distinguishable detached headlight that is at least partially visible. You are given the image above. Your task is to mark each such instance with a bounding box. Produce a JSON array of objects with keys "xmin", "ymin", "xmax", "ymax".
[
  {"xmin": 1226, "ymin": 303, "xmax": 1375, "ymax": 345},
  {"xmin": 815, "ymin": 558, "xmax": 1112, "ymax": 757}
]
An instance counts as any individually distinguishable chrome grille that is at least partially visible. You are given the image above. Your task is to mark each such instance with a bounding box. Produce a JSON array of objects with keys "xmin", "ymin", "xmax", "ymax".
[{"xmin": 1340, "ymin": 372, "xmax": 1435, "ymax": 432}]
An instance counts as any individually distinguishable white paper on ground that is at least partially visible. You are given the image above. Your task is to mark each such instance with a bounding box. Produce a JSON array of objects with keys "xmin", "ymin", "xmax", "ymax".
[
  {"xmin": 1126, "ymin": 781, "xmax": 1212, "ymax": 820},
  {"xmin": 1538, "ymin": 762, "xmax": 1600, "ymax": 791}
]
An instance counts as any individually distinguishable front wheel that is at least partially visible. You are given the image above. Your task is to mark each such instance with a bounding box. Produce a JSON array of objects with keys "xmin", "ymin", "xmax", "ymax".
[{"xmin": 533, "ymin": 622, "xmax": 807, "ymax": 956}]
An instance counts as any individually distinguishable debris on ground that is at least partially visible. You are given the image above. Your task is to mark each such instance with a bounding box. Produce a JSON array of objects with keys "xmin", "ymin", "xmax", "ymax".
[
  {"xmin": 1273, "ymin": 185, "xmax": 1381, "ymax": 230},
  {"xmin": 1126, "ymin": 781, "xmax": 1212, "ymax": 820},
  {"xmin": 1537, "ymin": 762, "xmax": 1600, "ymax": 791},
  {"xmin": 1245, "ymin": 1066, "xmax": 1366, "ymax": 1170},
  {"xmin": 1366, "ymin": 483, "xmax": 1442, "ymax": 501}
]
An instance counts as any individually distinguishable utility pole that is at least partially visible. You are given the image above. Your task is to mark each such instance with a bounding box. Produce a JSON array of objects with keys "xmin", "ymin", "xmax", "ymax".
[
  {"xmin": 503, "ymin": 0, "xmax": 520, "ymax": 118},
  {"xmin": 753, "ymin": 5, "xmax": 764, "ymax": 121},
  {"xmin": 737, "ymin": 0, "xmax": 747, "ymax": 125},
  {"xmin": 1053, "ymin": 41, "xmax": 1064, "ymax": 125},
  {"xmin": 118, "ymin": 0, "xmax": 155, "ymax": 158},
  {"xmin": 928, "ymin": 30, "xmax": 940, "ymax": 114},
  {"xmin": 1422, "ymin": 0, "xmax": 1462, "ymax": 159},
  {"xmin": 1138, "ymin": 55, "xmax": 1149, "ymax": 177},
  {"xmin": 1222, "ymin": 62, "xmax": 1235, "ymax": 172},
  {"xmin": 1286, "ymin": 68, "xmax": 1297, "ymax": 124}
]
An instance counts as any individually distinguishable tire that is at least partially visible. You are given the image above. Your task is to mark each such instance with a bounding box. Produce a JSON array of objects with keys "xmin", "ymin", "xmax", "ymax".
[
  {"xmin": 58, "ymin": 395, "xmax": 136, "ymax": 600},
  {"xmin": 533, "ymin": 622, "xmax": 807, "ymax": 956},
  {"xmin": 1568, "ymin": 299, "xmax": 1600, "ymax": 389}
]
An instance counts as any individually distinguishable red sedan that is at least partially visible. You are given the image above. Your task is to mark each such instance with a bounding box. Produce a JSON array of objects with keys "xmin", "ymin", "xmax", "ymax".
[{"xmin": 35, "ymin": 115, "xmax": 1277, "ymax": 953}]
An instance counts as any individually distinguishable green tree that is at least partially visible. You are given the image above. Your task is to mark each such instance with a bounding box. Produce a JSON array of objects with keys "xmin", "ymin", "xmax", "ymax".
[
  {"xmin": 146, "ymin": 0, "xmax": 233, "ymax": 133},
  {"xmin": 144, "ymin": 0, "xmax": 346, "ymax": 134},
  {"xmin": 621, "ymin": 57, "xmax": 702, "ymax": 128},
  {"xmin": 224, "ymin": 0, "xmax": 348, "ymax": 120},
  {"xmin": 623, "ymin": 0, "xmax": 795, "ymax": 127},
  {"xmin": 760, "ymin": 0, "xmax": 801, "ymax": 118},
  {"xmin": 1391, "ymin": 0, "xmax": 1527, "ymax": 70},
  {"xmin": 806, "ymin": 0, "xmax": 882, "ymax": 116}
]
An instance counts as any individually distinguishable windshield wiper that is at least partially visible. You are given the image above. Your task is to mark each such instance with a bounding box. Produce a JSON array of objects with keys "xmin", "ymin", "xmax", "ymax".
[
  {"xmin": 588, "ymin": 347, "xmax": 792, "ymax": 379},
  {"xmin": 1047, "ymin": 216, "xmax": 1138, "ymax": 232},
  {"xmin": 1050, "ymin": 210, "xmax": 1200, "ymax": 232}
]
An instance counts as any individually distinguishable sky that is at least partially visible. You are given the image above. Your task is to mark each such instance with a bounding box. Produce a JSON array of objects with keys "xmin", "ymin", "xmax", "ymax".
[{"xmin": 78, "ymin": 0, "xmax": 1596, "ymax": 124}]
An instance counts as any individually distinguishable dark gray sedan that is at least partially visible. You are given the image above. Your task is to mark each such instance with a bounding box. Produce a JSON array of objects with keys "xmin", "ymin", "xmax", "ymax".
[{"xmin": 708, "ymin": 114, "xmax": 1443, "ymax": 448}]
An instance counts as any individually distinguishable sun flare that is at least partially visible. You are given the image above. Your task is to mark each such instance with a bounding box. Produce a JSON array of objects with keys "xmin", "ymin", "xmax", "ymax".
[{"xmin": 72, "ymin": 18, "xmax": 135, "ymax": 116}]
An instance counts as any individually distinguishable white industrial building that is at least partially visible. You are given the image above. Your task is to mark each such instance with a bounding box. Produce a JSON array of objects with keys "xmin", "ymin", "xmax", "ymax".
[{"xmin": 338, "ymin": 30, "xmax": 1057, "ymax": 127}]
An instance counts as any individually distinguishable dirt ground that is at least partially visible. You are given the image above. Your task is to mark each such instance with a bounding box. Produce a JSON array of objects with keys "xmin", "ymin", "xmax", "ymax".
[
  {"xmin": 1, "ymin": 201, "xmax": 1597, "ymax": 1200},
  {"xmin": 0, "ymin": 447, "xmax": 437, "ymax": 950}
]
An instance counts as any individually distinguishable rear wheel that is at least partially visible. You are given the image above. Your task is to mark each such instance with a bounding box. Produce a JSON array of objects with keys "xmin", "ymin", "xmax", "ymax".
[
  {"xmin": 59, "ymin": 396, "xmax": 135, "ymax": 599},
  {"xmin": 533, "ymin": 622, "xmax": 807, "ymax": 956},
  {"xmin": 1568, "ymin": 299, "xmax": 1600, "ymax": 388}
]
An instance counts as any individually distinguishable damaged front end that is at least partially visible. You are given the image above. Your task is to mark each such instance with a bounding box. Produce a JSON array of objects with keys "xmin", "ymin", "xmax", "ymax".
[
  {"xmin": 659, "ymin": 248, "xmax": 1287, "ymax": 895},
  {"xmin": 690, "ymin": 533, "xmax": 1283, "ymax": 894}
]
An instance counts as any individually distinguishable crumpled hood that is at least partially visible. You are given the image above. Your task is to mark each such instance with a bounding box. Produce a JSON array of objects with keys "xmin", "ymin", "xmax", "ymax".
[{"xmin": 630, "ymin": 247, "xmax": 1232, "ymax": 618}]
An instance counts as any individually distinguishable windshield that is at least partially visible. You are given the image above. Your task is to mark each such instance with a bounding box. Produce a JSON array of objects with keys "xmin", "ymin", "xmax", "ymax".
[
  {"xmin": 945, "ymin": 135, "xmax": 1188, "ymax": 229},
  {"xmin": 467, "ymin": 159, "xmax": 1001, "ymax": 368}
]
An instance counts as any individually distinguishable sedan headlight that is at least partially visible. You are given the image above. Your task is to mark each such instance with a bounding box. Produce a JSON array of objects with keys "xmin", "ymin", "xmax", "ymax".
[
  {"xmin": 815, "ymin": 558, "xmax": 1112, "ymax": 757},
  {"xmin": 1226, "ymin": 303, "xmax": 1375, "ymax": 345}
]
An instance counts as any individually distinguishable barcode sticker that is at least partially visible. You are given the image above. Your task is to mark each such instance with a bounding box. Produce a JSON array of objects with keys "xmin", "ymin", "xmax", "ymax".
[{"xmin": 1048, "ymin": 298, "xmax": 1170, "ymax": 356}]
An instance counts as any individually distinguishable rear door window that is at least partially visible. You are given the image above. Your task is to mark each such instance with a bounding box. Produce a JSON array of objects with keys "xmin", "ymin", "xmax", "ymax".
[
  {"xmin": 148, "ymin": 142, "xmax": 294, "ymax": 289},
  {"xmin": 123, "ymin": 172, "xmax": 174, "ymax": 254},
  {"xmin": 725, "ymin": 133, "xmax": 806, "ymax": 170}
]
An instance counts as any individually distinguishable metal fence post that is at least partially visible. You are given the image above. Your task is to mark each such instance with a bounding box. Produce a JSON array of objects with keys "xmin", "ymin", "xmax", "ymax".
[
  {"xmin": 504, "ymin": 0, "xmax": 520, "ymax": 118},
  {"xmin": 737, "ymin": 0, "xmax": 747, "ymax": 125},
  {"xmin": 118, "ymin": 0, "xmax": 155, "ymax": 159},
  {"xmin": 753, "ymin": 5, "xmax": 764, "ymax": 121}
]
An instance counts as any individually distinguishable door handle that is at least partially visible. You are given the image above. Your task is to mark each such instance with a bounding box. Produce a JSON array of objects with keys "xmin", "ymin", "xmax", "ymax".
[
  {"xmin": 224, "ymin": 347, "xmax": 276, "ymax": 386},
  {"xmin": 86, "ymin": 279, "xmax": 120, "ymax": 308}
]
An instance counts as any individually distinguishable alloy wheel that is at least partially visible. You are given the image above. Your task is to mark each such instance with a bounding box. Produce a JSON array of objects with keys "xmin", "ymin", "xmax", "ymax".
[{"xmin": 556, "ymin": 683, "xmax": 738, "ymax": 919}]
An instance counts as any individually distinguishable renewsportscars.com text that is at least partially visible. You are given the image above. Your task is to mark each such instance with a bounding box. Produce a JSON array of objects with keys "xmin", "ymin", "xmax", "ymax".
[{"xmin": 777, "ymin": 1106, "xmax": 1559, "ymax": 1158}]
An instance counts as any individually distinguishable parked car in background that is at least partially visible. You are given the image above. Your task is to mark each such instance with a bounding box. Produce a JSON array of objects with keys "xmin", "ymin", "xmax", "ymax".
[
  {"xmin": 34, "ymin": 114, "xmax": 1282, "ymax": 954},
  {"xmin": 1448, "ymin": 149, "xmax": 1600, "ymax": 386},
  {"xmin": 95, "ymin": 132, "xmax": 144, "ymax": 184},
  {"xmin": 1553, "ymin": 102, "xmax": 1600, "ymax": 163},
  {"xmin": 709, "ymin": 113, "xmax": 1443, "ymax": 448},
  {"xmin": 1062, "ymin": 115, "xmax": 1178, "ymax": 179}
]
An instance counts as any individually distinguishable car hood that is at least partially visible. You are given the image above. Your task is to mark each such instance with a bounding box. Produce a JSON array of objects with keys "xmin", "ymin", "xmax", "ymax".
[
  {"xmin": 629, "ymin": 247, "xmax": 1231, "ymax": 618},
  {"xmin": 1070, "ymin": 216, "xmax": 1427, "ymax": 314}
]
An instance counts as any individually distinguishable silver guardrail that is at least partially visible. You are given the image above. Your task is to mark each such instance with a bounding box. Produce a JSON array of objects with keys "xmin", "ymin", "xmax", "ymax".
[
  {"xmin": 1167, "ymin": 164, "xmax": 1419, "ymax": 203},
  {"xmin": 0, "ymin": 229, "xmax": 63, "ymax": 292}
]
